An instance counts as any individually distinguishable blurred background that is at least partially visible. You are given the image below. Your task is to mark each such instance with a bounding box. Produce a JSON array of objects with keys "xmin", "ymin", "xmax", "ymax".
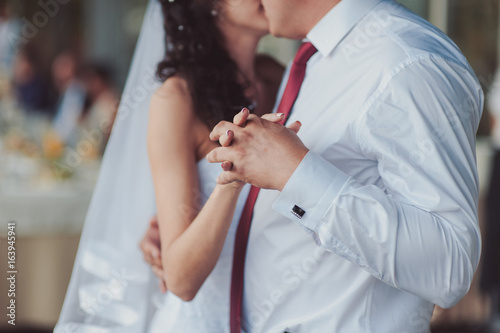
[{"xmin": 0, "ymin": 0, "xmax": 499, "ymax": 332}]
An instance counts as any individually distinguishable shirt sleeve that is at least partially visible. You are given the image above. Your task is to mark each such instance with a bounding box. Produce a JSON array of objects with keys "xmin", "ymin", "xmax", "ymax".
[{"xmin": 273, "ymin": 56, "xmax": 484, "ymax": 308}]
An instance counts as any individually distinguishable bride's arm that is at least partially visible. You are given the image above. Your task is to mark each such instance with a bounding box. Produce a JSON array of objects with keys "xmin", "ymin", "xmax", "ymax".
[{"xmin": 148, "ymin": 77, "xmax": 244, "ymax": 302}]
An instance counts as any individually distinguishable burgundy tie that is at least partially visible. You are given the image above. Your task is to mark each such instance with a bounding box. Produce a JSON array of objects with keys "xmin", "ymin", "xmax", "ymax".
[{"xmin": 230, "ymin": 42, "xmax": 318, "ymax": 333}]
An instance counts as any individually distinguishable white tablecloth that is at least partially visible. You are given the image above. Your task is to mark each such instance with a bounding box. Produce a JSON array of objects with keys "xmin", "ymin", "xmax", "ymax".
[{"xmin": 0, "ymin": 159, "xmax": 100, "ymax": 236}]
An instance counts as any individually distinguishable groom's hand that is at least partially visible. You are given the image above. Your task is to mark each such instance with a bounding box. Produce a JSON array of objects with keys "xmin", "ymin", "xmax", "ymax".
[
  {"xmin": 218, "ymin": 109, "xmax": 301, "ymax": 171},
  {"xmin": 140, "ymin": 216, "xmax": 167, "ymax": 293},
  {"xmin": 207, "ymin": 108, "xmax": 308, "ymax": 190}
]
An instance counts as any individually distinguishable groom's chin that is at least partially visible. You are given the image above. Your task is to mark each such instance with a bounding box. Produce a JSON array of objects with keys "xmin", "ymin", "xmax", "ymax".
[{"xmin": 268, "ymin": 26, "xmax": 305, "ymax": 41}]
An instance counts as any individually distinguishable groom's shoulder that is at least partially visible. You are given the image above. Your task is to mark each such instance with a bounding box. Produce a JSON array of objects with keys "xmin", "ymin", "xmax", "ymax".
[
  {"xmin": 335, "ymin": 0, "xmax": 475, "ymax": 90},
  {"xmin": 360, "ymin": 1, "xmax": 468, "ymax": 69}
]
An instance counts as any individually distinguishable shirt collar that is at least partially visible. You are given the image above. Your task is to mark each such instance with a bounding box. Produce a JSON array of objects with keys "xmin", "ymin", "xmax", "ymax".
[{"xmin": 307, "ymin": 0, "xmax": 386, "ymax": 57}]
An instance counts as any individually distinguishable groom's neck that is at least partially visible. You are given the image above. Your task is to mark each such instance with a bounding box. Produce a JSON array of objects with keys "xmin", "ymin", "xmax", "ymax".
[
  {"xmin": 300, "ymin": 0, "xmax": 342, "ymax": 38},
  {"xmin": 266, "ymin": 0, "xmax": 341, "ymax": 40}
]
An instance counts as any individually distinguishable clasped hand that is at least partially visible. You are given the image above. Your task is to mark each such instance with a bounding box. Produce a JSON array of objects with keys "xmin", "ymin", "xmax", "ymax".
[
  {"xmin": 141, "ymin": 109, "xmax": 308, "ymax": 292},
  {"xmin": 206, "ymin": 108, "xmax": 309, "ymax": 191}
]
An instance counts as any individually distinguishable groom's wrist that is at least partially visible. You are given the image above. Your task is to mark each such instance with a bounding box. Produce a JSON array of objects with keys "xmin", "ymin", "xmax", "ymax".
[{"xmin": 276, "ymin": 146, "xmax": 310, "ymax": 191}]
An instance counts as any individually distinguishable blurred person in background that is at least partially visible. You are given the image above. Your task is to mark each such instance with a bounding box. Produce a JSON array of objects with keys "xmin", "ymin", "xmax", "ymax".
[
  {"xmin": 51, "ymin": 50, "xmax": 86, "ymax": 146},
  {"xmin": 80, "ymin": 62, "xmax": 118, "ymax": 154},
  {"xmin": 481, "ymin": 69, "xmax": 500, "ymax": 331},
  {"xmin": 12, "ymin": 43, "xmax": 55, "ymax": 116},
  {"xmin": 0, "ymin": 0, "xmax": 20, "ymax": 76}
]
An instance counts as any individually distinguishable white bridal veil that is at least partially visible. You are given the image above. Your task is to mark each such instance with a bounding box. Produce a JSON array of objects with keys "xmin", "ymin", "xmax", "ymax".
[{"xmin": 54, "ymin": 1, "xmax": 164, "ymax": 332}]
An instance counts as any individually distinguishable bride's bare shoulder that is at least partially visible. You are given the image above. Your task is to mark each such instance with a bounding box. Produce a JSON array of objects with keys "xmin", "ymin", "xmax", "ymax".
[
  {"xmin": 150, "ymin": 76, "xmax": 195, "ymax": 121},
  {"xmin": 148, "ymin": 75, "xmax": 204, "ymax": 152},
  {"xmin": 153, "ymin": 75, "xmax": 191, "ymax": 102},
  {"xmin": 149, "ymin": 76, "xmax": 196, "ymax": 130}
]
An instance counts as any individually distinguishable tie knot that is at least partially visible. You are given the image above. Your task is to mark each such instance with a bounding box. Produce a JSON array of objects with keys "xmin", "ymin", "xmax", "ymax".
[{"xmin": 293, "ymin": 42, "xmax": 318, "ymax": 66}]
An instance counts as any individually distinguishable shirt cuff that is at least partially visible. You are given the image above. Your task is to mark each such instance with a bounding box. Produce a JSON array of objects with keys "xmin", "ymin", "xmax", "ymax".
[{"xmin": 272, "ymin": 151, "xmax": 350, "ymax": 230}]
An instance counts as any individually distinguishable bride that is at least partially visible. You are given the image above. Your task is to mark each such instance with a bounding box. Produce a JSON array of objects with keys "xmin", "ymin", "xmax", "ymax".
[
  {"xmin": 55, "ymin": 0, "xmax": 296, "ymax": 331},
  {"xmin": 144, "ymin": 0, "xmax": 294, "ymax": 330}
]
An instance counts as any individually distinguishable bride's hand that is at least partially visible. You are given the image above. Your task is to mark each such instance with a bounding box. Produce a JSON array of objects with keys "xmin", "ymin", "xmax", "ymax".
[
  {"xmin": 217, "ymin": 108, "xmax": 302, "ymax": 172},
  {"xmin": 140, "ymin": 216, "xmax": 168, "ymax": 293}
]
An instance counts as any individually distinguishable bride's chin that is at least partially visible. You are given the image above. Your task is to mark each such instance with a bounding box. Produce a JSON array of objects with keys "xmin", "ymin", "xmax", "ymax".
[
  {"xmin": 247, "ymin": 26, "xmax": 269, "ymax": 39},
  {"xmin": 247, "ymin": 17, "xmax": 269, "ymax": 36},
  {"xmin": 256, "ymin": 23, "xmax": 270, "ymax": 36}
]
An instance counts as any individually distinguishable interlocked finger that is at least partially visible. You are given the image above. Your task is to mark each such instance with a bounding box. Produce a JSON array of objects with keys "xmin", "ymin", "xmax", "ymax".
[
  {"xmin": 261, "ymin": 113, "xmax": 285, "ymax": 122},
  {"xmin": 287, "ymin": 121, "xmax": 302, "ymax": 134},
  {"xmin": 216, "ymin": 170, "xmax": 242, "ymax": 185},
  {"xmin": 210, "ymin": 121, "xmax": 239, "ymax": 141},
  {"xmin": 219, "ymin": 130, "xmax": 234, "ymax": 147},
  {"xmin": 233, "ymin": 108, "xmax": 250, "ymax": 127}
]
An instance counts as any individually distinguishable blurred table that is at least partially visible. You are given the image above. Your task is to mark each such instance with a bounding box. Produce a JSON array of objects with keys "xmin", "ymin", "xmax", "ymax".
[
  {"xmin": 0, "ymin": 160, "xmax": 99, "ymax": 236},
  {"xmin": 0, "ymin": 154, "xmax": 100, "ymax": 329}
]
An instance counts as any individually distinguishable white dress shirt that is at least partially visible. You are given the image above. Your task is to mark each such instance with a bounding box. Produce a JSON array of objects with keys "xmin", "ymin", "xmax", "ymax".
[{"xmin": 243, "ymin": 0, "xmax": 483, "ymax": 332}]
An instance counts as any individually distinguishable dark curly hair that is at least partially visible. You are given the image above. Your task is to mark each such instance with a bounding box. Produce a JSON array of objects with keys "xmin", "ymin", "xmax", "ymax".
[{"xmin": 157, "ymin": 0, "xmax": 253, "ymax": 129}]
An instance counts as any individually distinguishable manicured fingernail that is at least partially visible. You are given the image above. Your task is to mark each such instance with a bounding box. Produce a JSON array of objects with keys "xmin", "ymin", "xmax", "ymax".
[
  {"xmin": 241, "ymin": 108, "xmax": 249, "ymax": 114},
  {"xmin": 226, "ymin": 130, "xmax": 231, "ymax": 137},
  {"xmin": 276, "ymin": 113, "xmax": 284, "ymax": 117}
]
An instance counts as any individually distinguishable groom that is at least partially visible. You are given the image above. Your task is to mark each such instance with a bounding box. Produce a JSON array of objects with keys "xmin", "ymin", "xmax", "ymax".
[{"xmin": 145, "ymin": 0, "xmax": 483, "ymax": 331}]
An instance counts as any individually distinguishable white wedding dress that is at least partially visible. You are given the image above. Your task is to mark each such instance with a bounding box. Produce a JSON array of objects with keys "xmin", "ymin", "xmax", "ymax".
[{"xmin": 149, "ymin": 158, "xmax": 250, "ymax": 333}]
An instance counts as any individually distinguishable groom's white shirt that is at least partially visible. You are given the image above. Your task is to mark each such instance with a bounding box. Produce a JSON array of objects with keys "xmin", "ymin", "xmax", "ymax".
[{"xmin": 243, "ymin": 0, "xmax": 483, "ymax": 332}]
